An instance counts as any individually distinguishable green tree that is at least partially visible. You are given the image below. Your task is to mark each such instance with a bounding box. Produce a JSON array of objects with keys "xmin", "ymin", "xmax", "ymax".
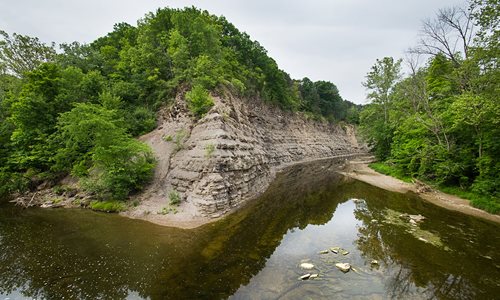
[
  {"xmin": 55, "ymin": 99, "xmax": 155, "ymax": 200},
  {"xmin": 361, "ymin": 57, "xmax": 402, "ymax": 159}
]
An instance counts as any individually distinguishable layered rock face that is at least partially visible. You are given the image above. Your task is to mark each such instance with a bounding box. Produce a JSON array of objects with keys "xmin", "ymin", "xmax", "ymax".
[{"xmin": 132, "ymin": 94, "xmax": 362, "ymax": 219}]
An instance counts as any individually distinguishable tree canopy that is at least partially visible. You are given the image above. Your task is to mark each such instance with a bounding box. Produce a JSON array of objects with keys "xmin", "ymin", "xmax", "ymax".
[{"xmin": 360, "ymin": 1, "xmax": 500, "ymax": 213}]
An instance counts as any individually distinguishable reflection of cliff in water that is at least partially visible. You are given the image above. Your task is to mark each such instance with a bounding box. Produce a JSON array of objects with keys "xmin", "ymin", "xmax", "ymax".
[
  {"xmin": 0, "ymin": 158, "xmax": 350, "ymax": 299},
  {"xmin": 351, "ymin": 182, "xmax": 500, "ymax": 300},
  {"xmin": 150, "ymin": 158, "xmax": 351, "ymax": 299}
]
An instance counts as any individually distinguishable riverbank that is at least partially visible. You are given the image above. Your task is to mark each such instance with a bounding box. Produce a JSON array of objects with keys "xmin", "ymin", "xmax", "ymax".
[
  {"xmin": 340, "ymin": 157, "xmax": 500, "ymax": 224},
  {"xmin": 122, "ymin": 154, "xmax": 360, "ymax": 229}
]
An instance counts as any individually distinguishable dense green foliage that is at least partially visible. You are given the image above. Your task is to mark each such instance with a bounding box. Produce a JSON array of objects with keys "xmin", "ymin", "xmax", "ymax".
[
  {"xmin": 0, "ymin": 7, "xmax": 357, "ymax": 202},
  {"xmin": 360, "ymin": 0, "xmax": 499, "ymax": 213}
]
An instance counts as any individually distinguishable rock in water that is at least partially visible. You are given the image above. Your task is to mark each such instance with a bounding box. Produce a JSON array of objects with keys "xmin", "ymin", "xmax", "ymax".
[
  {"xmin": 300, "ymin": 274, "xmax": 311, "ymax": 280},
  {"xmin": 341, "ymin": 249, "xmax": 350, "ymax": 255},
  {"xmin": 309, "ymin": 274, "xmax": 319, "ymax": 279},
  {"xmin": 319, "ymin": 250, "xmax": 329, "ymax": 254},
  {"xmin": 335, "ymin": 263, "xmax": 351, "ymax": 273},
  {"xmin": 371, "ymin": 260, "xmax": 379, "ymax": 265},
  {"xmin": 330, "ymin": 247, "xmax": 340, "ymax": 254},
  {"xmin": 409, "ymin": 214, "xmax": 426, "ymax": 223},
  {"xmin": 300, "ymin": 262, "xmax": 315, "ymax": 270}
]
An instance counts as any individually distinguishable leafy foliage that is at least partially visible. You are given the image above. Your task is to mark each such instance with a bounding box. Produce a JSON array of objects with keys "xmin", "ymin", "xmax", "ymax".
[
  {"xmin": 185, "ymin": 85, "xmax": 214, "ymax": 117},
  {"xmin": 360, "ymin": 1, "xmax": 500, "ymax": 213},
  {"xmin": 55, "ymin": 101, "xmax": 155, "ymax": 200}
]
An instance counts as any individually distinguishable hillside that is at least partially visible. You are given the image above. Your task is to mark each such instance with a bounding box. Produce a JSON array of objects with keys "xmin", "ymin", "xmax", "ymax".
[{"xmin": 0, "ymin": 7, "xmax": 361, "ymax": 218}]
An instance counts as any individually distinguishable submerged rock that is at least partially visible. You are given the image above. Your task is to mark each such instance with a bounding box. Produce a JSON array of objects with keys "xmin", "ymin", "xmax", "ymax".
[
  {"xmin": 409, "ymin": 214, "xmax": 426, "ymax": 223},
  {"xmin": 300, "ymin": 262, "xmax": 315, "ymax": 270},
  {"xmin": 341, "ymin": 249, "xmax": 350, "ymax": 255},
  {"xmin": 335, "ymin": 263, "xmax": 351, "ymax": 273},
  {"xmin": 330, "ymin": 247, "xmax": 340, "ymax": 254}
]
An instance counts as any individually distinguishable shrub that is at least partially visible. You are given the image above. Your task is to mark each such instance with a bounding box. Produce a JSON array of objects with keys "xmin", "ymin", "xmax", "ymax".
[
  {"xmin": 174, "ymin": 129, "xmax": 187, "ymax": 151},
  {"xmin": 185, "ymin": 85, "xmax": 214, "ymax": 118},
  {"xmin": 82, "ymin": 139, "xmax": 156, "ymax": 200},
  {"xmin": 205, "ymin": 143, "xmax": 215, "ymax": 158},
  {"xmin": 169, "ymin": 190, "xmax": 181, "ymax": 205}
]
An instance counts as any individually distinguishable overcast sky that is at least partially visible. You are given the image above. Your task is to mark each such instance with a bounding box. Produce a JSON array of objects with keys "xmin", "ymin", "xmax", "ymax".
[{"xmin": 0, "ymin": 0, "xmax": 467, "ymax": 104}]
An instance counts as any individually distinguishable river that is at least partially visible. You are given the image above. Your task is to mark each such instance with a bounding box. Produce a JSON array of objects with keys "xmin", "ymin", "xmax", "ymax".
[{"xmin": 0, "ymin": 159, "xmax": 499, "ymax": 299}]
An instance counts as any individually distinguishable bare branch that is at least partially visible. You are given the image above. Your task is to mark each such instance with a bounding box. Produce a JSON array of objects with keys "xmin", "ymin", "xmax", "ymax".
[{"xmin": 409, "ymin": 5, "xmax": 476, "ymax": 65}]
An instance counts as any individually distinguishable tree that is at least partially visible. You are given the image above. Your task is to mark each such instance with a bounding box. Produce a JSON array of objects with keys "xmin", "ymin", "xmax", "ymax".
[
  {"xmin": 55, "ymin": 100, "xmax": 155, "ymax": 200},
  {"xmin": 410, "ymin": 6, "xmax": 475, "ymax": 65},
  {"xmin": 0, "ymin": 30, "xmax": 56, "ymax": 77},
  {"xmin": 363, "ymin": 57, "xmax": 402, "ymax": 124}
]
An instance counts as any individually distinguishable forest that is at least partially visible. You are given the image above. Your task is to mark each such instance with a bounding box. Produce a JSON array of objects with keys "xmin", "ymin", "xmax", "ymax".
[
  {"xmin": 0, "ymin": 7, "xmax": 358, "ymax": 202},
  {"xmin": 359, "ymin": 0, "xmax": 499, "ymax": 213}
]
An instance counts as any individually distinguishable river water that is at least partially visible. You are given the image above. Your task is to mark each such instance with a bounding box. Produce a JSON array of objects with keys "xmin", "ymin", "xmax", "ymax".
[{"xmin": 0, "ymin": 159, "xmax": 499, "ymax": 299}]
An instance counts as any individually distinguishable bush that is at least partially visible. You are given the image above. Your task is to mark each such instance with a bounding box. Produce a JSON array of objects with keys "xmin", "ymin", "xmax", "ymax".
[
  {"xmin": 82, "ymin": 139, "xmax": 156, "ymax": 200},
  {"xmin": 56, "ymin": 102, "xmax": 156, "ymax": 201},
  {"xmin": 125, "ymin": 106, "xmax": 157, "ymax": 136},
  {"xmin": 185, "ymin": 85, "xmax": 214, "ymax": 118},
  {"xmin": 0, "ymin": 170, "xmax": 29, "ymax": 199},
  {"xmin": 169, "ymin": 190, "xmax": 181, "ymax": 205},
  {"xmin": 174, "ymin": 129, "xmax": 187, "ymax": 151},
  {"xmin": 205, "ymin": 143, "xmax": 215, "ymax": 158}
]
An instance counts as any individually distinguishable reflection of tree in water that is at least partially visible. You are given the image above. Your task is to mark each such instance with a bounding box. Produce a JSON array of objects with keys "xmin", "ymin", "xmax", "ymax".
[{"xmin": 352, "ymin": 194, "xmax": 499, "ymax": 300}]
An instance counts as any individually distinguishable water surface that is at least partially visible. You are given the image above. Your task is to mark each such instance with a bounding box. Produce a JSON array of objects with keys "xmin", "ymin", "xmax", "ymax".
[{"xmin": 1, "ymin": 159, "xmax": 499, "ymax": 299}]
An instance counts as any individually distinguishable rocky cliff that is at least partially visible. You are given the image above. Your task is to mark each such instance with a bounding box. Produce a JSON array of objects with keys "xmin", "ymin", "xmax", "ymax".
[{"xmin": 124, "ymin": 93, "xmax": 363, "ymax": 227}]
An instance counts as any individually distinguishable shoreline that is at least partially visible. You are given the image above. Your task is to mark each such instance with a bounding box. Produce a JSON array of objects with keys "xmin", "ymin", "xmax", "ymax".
[
  {"xmin": 11, "ymin": 154, "xmax": 499, "ymax": 228},
  {"xmin": 340, "ymin": 157, "xmax": 500, "ymax": 224}
]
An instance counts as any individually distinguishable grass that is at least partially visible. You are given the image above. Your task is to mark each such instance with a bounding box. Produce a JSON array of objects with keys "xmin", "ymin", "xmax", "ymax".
[
  {"xmin": 369, "ymin": 161, "xmax": 499, "ymax": 214},
  {"xmin": 368, "ymin": 162, "xmax": 413, "ymax": 183},
  {"xmin": 438, "ymin": 185, "xmax": 499, "ymax": 214},
  {"xmin": 163, "ymin": 135, "xmax": 173, "ymax": 142},
  {"xmin": 89, "ymin": 200, "xmax": 127, "ymax": 213}
]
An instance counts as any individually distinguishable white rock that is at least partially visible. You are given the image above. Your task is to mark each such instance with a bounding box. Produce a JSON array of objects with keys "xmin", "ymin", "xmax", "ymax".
[
  {"xmin": 300, "ymin": 273, "xmax": 311, "ymax": 280},
  {"xmin": 335, "ymin": 263, "xmax": 351, "ymax": 273},
  {"xmin": 300, "ymin": 262, "xmax": 315, "ymax": 270}
]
